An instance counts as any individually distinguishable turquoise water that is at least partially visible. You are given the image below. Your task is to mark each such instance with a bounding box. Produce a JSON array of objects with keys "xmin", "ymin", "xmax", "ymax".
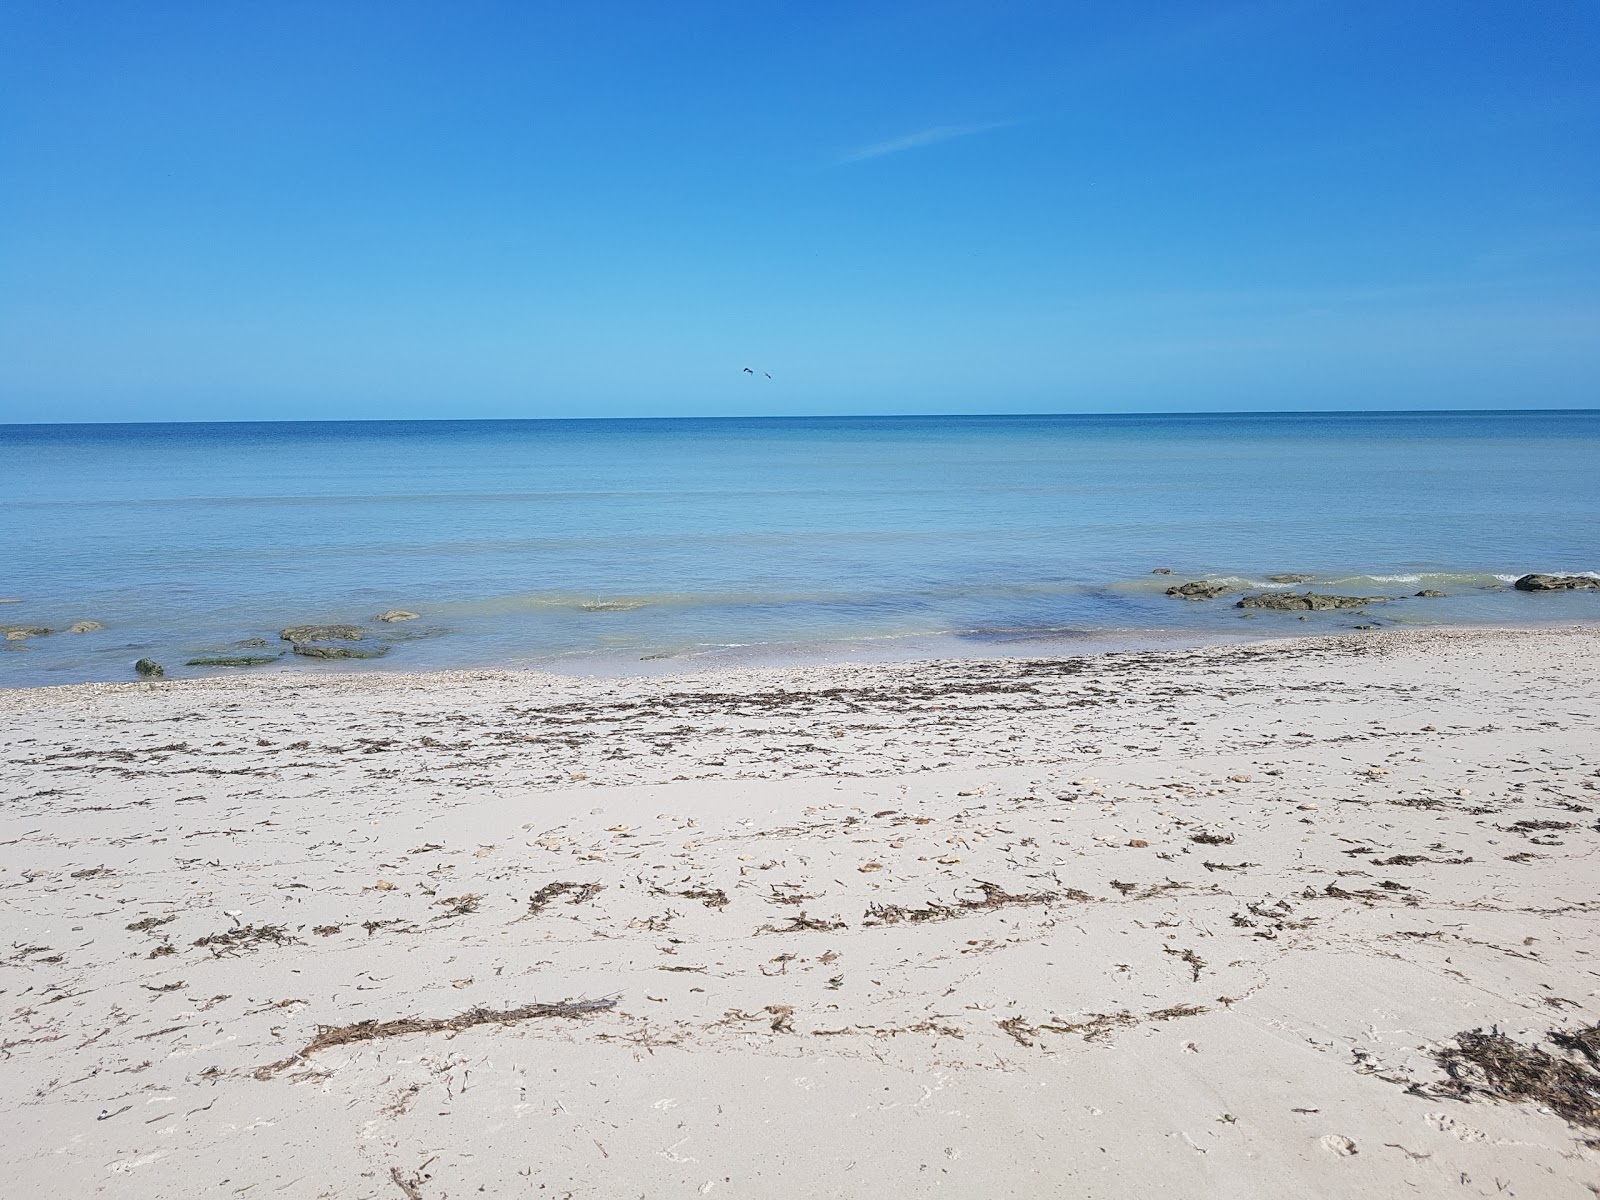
[{"xmin": 2, "ymin": 411, "xmax": 1597, "ymax": 687}]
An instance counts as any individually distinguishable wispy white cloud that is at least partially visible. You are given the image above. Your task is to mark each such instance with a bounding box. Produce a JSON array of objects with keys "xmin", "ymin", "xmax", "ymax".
[{"xmin": 840, "ymin": 120, "xmax": 1009, "ymax": 163}]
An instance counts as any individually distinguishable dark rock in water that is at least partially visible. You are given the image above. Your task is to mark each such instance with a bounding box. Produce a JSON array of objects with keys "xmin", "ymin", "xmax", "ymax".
[
  {"xmin": 1164, "ymin": 581, "xmax": 1231, "ymax": 601},
  {"xmin": 238, "ymin": 637, "xmax": 271, "ymax": 648},
  {"xmin": 186, "ymin": 654, "xmax": 283, "ymax": 667},
  {"xmin": 292, "ymin": 643, "xmax": 390, "ymax": 659},
  {"xmin": 134, "ymin": 658, "xmax": 165, "ymax": 678},
  {"xmin": 1266, "ymin": 573, "xmax": 1315, "ymax": 584},
  {"xmin": 281, "ymin": 624, "xmax": 365, "ymax": 643},
  {"xmin": 377, "ymin": 625, "xmax": 447, "ymax": 643},
  {"xmin": 1414, "ymin": 589, "xmax": 1447, "ymax": 598},
  {"xmin": 1513, "ymin": 573, "xmax": 1599, "ymax": 592},
  {"xmin": 69, "ymin": 620, "xmax": 104, "ymax": 633},
  {"xmin": 374, "ymin": 609, "xmax": 420, "ymax": 623},
  {"xmin": 1150, "ymin": 568, "xmax": 1173, "ymax": 575},
  {"xmin": 1236, "ymin": 591, "xmax": 1390, "ymax": 611}
]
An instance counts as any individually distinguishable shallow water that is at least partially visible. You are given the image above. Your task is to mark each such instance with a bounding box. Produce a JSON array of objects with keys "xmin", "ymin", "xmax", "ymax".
[{"xmin": 2, "ymin": 411, "xmax": 1597, "ymax": 686}]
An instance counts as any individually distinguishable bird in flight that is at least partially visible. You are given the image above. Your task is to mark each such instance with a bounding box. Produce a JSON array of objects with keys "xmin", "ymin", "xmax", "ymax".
[
  {"xmin": 742, "ymin": 367, "xmax": 753, "ymax": 373},
  {"xmin": 741, "ymin": 367, "xmax": 774, "ymax": 379}
]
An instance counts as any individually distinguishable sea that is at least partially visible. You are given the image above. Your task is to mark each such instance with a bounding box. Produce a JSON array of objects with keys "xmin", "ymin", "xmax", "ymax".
[{"xmin": 2, "ymin": 410, "xmax": 1597, "ymax": 688}]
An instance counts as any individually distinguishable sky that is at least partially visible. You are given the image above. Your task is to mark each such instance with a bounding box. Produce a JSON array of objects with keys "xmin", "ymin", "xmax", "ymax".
[{"xmin": 0, "ymin": 0, "xmax": 1596, "ymax": 422}]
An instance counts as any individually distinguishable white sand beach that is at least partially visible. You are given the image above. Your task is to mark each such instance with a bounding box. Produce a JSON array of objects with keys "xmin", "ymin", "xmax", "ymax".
[{"xmin": 3, "ymin": 626, "xmax": 1598, "ymax": 1198}]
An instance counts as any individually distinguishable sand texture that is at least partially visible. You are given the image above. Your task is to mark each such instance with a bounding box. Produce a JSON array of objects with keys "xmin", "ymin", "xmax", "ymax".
[{"xmin": 2, "ymin": 627, "xmax": 1598, "ymax": 1197}]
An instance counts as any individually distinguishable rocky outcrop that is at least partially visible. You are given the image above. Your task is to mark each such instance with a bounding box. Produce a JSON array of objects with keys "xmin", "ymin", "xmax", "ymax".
[
  {"xmin": 292, "ymin": 643, "xmax": 390, "ymax": 659},
  {"xmin": 1265, "ymin": 574, "xmax": 1315, "ymax": 584},
  {"xmin": 1513, "ymin": 574, "xmax": 1599, "ymax": 592},
  {"xmin": 134, "ymin": 658, "xmax": 165, "ymax": 678},
  {"xmin": 3, "ymin": 625, "xmax": 54, "ymax": 640},
  {"xmin": 1150, "ymin": 568, "xmax": 1173, "ymax": 575},
  {"xmin": 1414, "ymin": 590, "xmax": 1446, "ymax": 598},
  {"xmin": 281, "ymin": 624, "xmax": 365, "ymax": 643},
  {"xmin": 1236, "ymin": 591, "xmax": 1389, "ymax": 611},
  {"xmin": 185, "ymin": 654, "xmax": 283, "ymax": 667},
  {"xmin": 374, "ymin": 610, "xmax": 420, "ymax": 623},
  {"xmin": 1164, "ymin": 581, "xmax": 1231, "ymax": 601},
  {"xmin": 69, "ymin": 620, "xmax": 104, "ymax": 633}
]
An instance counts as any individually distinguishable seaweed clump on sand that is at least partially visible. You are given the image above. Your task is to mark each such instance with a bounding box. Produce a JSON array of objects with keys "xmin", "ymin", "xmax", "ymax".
[
  {"xmin": 1429, "ymin": 1024, "xmax": 1600, "ymax": 1135},
  {"xmin": 864, "ymin": 880, "xmax": 1087, "ymax": 926}
]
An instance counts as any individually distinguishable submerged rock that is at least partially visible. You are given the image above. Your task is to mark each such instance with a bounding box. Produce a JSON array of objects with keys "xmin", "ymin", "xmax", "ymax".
[
  {"xmin": 1414, "ymin": 589, "xmax": 1447, "ymax": 598},
  {"xmin": 1236, "ymin": 591, "xmax": 1390, "ymax": 611},
  {"xmin": 374, "ymin": 610, "xmax": 420, "ymax": 623},
  {"xmin": 1150, "ymin": 568, "xmax": 1173, "ymax": 575},
  {"xmin": 1513, "ymin": 573, "xmax": 1599, "ymax": 592},
  {"xmin": 292, "ymin": 643, "xmax": 390, "ymax": 659},
  {"xmin": 1165, "ymin": 581, "xmax": 1231, "ymax": 601},
  {"xmin": 186, "ymin": 654, "xmax": 283, "ymax": 667},
  {"xmin": 238, "ymin": 637, "xmax": 271, "ymax": 648},
  {"xmin": 134, "ymin": 658, "xmax": 165, "ymax": 678},
  {"xmin": 1266, "ymin": 573, "xmax": 1315, "ymax": 584},
  {"xmin": 376, "ymin": 625, "xmax": 446, "ymax": 643},
  {"xmin": 281, "ymin": 624, "xmax": 365, "ymax": 643},
  {"xmin": 3, "ymin": 625, "xmax": 54, "ymax": 640},
  {"xmin": 69, "ymin": 620, "xmax": 104, "ymax": 633}
]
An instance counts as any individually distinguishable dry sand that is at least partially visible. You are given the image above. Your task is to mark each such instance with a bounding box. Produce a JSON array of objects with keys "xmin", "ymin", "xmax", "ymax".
[{"xmin": 2, "ymin": 626, "xmax": 1598, "ymax": 1198}]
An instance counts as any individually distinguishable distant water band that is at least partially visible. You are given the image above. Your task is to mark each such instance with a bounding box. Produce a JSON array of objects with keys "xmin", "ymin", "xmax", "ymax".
[{"xmin": 2, "ymin": 411, "xmax": 1597, "ymax": 685}]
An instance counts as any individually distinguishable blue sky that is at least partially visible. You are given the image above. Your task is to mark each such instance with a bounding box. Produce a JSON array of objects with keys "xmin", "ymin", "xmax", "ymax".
[{"xmin": 1, "ymin": 0, "xmax": 1596, "ymax": 421}]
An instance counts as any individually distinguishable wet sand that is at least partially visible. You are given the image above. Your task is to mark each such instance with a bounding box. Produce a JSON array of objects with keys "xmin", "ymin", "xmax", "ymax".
[{"xmin": 2, "ymin": 626, "xmax": 1598, "ymax": 1197}]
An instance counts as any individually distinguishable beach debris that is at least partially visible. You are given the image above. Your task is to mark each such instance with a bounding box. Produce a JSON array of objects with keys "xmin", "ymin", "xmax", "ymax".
[
  {"xmin": 432, "ymin": 893, "xmax": 481, "ymax": 918},
  {"xmin": 677, "ymin": 886, "xmax": 729, "ymax": 908},
  {"xmin": 280, "ymin": 623, "xmax": 365, "ymax": 642},
  {"xmin": 286, "ymin": 998, "xmax": 617, "ymax": 1062},
  {"xmin": 193, "ymin": 923, "xmax": 293, "ymax": 955},
  {"xmin": 293, "ymin": 643, "xmax": 390, "ymax": 659},
  {"xmin": 1319, "ymin": 1134, "xmax": 1358, "ymax": 1156},
  {"xmin": 1236, "ymin": 592, "xmax": 1390, "ymax": 610},
  {"xmin": 1165, "ymin": 581, "xmax": 1230, "ymax": 601},
  {"xmin": 374, "ymin": 610, "xmax": 420, "ymax": 622},
  {"xmin": 858, "ymin": 861, "xmax": 884, "ymax": 873},
  {"xmin": 1425, "ymin": 1024, "xmax": 1600, "ymax": 1132},
  {"xmin": 68, "ymin": 620, "xmax": 103, "ymax": 633},
  {"xmin": 133, "ymin": 658, "xmax": 165, "ymax": 678},
  {"xmin": 1189, "ymin": 831, "xmax": 1235, "ymax": 845},
  {"xmin": 1513, "ymin": 574, "xmax": 1599, "ymax": 591},
  {"xmin": 864, "ymin": 881, "xmax": 1076, "ymax": 925},
  {"xmin": 758, "ymin": 912, "xmax": 846, "ymax": 933},
  {"xmin": 522, "ymin": 880, "xmax": 604, "ymax": 916}
]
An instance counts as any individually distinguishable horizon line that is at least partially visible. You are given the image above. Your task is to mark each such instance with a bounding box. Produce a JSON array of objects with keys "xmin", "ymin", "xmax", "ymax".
[{"xmin": 3, "ymin": 406, "xmax": 1598, "ymax": 430}]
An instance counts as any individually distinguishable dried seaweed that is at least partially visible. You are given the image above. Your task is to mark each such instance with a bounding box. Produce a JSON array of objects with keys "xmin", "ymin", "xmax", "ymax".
[
  {"xmin": 522, "ymin": 881, "xmax": 604, "ymax": 918},
  {"xmin": 863, "ymin": 880, "xmax": 1081, "ymax": 926},
  {"xmin": 1189, "ymin": 832, "xmax": 1235, "ymax": 845},
  {"xmin": 192, "ymin": 924, "xmax": 292, "ymax": 955},
  {"xmin": 680, "ymin": 887, "xmax": 729, "ymax": 909},
  {"xmin": 294, "ymin": 998, "xmax": 617, "ymax": 1059},
  {"xmin": 1429, "ymin": 1024, "xmax": 1600, "ymax": 1132},
  {"xmin": 757, "ymin": 912, "xmax": 846, "ymax": 933}
]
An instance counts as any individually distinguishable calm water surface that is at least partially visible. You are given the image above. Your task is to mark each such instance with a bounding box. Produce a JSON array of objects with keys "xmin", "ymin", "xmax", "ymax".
[{"xmin": 2, "ymin": 411, "xmax": 1597, "ymax": 686}]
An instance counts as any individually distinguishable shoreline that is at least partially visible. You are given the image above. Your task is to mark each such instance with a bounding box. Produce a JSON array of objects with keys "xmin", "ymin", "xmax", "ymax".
[
  {"xmin": 7, "ymin": 617, "xmax": 1600, "ymax": 696},
  {"xmin": 3, "ymin": 624, "xmax": 1598, "ymax": 1196}
]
